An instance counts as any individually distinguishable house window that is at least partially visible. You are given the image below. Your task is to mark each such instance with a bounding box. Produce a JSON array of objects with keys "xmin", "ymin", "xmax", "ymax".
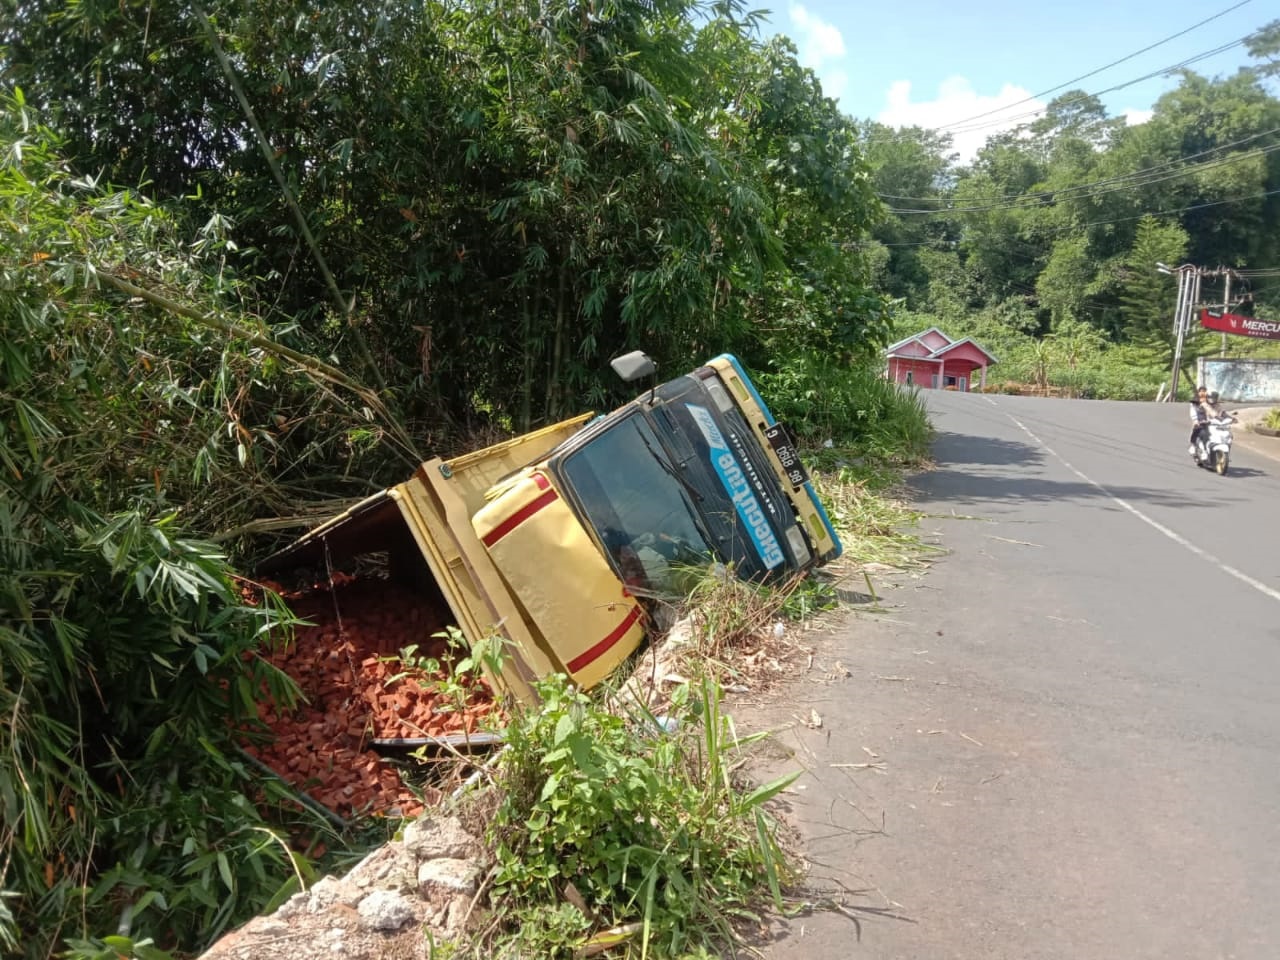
[{"xmin": 905, "ymin": 370, "xmax": 913, "ymax": 386}]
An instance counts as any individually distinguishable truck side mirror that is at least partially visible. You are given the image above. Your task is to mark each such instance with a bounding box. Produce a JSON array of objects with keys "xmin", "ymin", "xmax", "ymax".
[{"xmin": 610, "ymin": 351, "xmax": 657, "ymax": 383}]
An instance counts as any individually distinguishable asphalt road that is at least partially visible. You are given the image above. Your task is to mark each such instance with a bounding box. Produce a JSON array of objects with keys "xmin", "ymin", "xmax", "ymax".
[{"xmin": 753, "ymin": 392, "xmax": 1280, "ymax": 960}]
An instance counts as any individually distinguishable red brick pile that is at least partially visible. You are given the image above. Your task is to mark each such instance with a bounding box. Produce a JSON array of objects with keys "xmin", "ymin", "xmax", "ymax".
[{"xmin": 244, "ymin": 573, "xmax": 498, "ymax": 818}]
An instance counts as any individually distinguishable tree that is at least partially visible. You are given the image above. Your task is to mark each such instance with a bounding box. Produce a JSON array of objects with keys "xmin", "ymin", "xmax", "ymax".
[
  {"xmin": 1116, "ymin": 216, "xmax": 1190, "ymax": 369},
  {"xmin": 734, "ymin": 37, "xmax": 891, "ymax": 366},
  {"xmin": 1244, "ymin": 18, "xmax": 1280, "ymax": 81},
  {"xmin": 860, "ymin": 122, "xmax": 959, "ymax": 305},
  {"xmin": 3, "ymin": 0, "xmax": 893, "ymax": 442},
  {"xmin": 0, "ymin": 93, "xmax": 332, "ymax": 957},
  {"xmin": 1037, "ymin": 236, "xmax": 1094, "ymax": 327},
  {"xmin": 858, "ymin": 44, "xmax": 1280, "ymax": 349}
]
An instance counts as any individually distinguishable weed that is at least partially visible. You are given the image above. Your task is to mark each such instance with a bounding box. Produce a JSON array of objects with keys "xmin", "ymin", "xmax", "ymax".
[
  {"xmin": 382, "ymin": 642, "xmax": 443, "ymax": 685},
  {"xmin": 778, "ymin": 577, "xmax": 839, "ymax": 621},
  {"xmin": 680, "ymin": 567, "xmax": 791, "ymax": 661},
  {"xmin": 1264, "ymin": 408, "xmax": 1280, "ymax": 431},
  {"xmin": 482, "ymin": 674, "xmax": 798, "ymax": 958}
]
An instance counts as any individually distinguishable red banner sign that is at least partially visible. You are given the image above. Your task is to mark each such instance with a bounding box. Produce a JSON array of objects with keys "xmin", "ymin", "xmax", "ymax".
[{"xmin": 1200, "ymin": 309, "xmax": 1280, "ymax": 342}]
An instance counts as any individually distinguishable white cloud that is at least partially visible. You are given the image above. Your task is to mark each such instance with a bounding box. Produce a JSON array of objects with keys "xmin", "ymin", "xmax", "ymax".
[
  {"xmin": 820, "ymin": 68, "xmax": 849, "ymax": 102},
  {"xmin": 877, "ymin": 76, "xmax": 1046, "ymax": 164},
  {"xmin": 786, "ymin": 3, "xmax": 850, "ymax": 100},
  {"xmin": 788, "ymin": 3, "xmax": 846, "ymax": 67},
  {"xmin": 1122, "ymin": 107, "xmax": 1154, "ymax": 126}
]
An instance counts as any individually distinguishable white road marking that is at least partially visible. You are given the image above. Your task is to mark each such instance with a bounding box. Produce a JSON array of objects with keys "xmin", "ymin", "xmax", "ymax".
[{"xmin": 996, "ymin": 404, "xmax": 1280, "ymax": 606}]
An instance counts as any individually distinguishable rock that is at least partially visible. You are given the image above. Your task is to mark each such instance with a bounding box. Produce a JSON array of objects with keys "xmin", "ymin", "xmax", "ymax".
[
  {"xmin": 357, "ymin": 889, "xmax": 416, "ymax": 931},
  {"xmin": 349, "ymin": 845, "xmax": 416, "ymax": 891},
  {"xmin": 425, "ymin": 900, "xmax": 448, "ymax": 929},
  {"xmin": 249, "ymin": 918, "xmax": 290, "ymax": 937},
  {"xmin": 443, "ymin": 895, "xmax": 473, "ymax": 935},
  {"xmin": 402, "ymin": 816, "xmax": 479, "ymax": 861},
  {"xmin": 418, "ymin": 857, "xmax": 482, "ymax": 898},
  {"xmin": 610, "ymin": 615, "xmax": 698, "ymax": 714},
  {"xmin": 274, "ymin": 892, "xmax": 307, "ymax": 920},
  {"xmin": 307, "ymin": 876, "xmax": 361, "ymax": 914}
]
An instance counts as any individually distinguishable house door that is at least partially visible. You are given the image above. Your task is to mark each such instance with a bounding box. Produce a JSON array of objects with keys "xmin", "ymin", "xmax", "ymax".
[{"xmin": 957, "ymin": 376, "xmax": 967, "ymax": 392}]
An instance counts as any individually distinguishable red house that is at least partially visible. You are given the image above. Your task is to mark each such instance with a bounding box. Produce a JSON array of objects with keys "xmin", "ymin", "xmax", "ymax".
[{"xmin": 884, "ymin": 327, "xmax": 997, "ymax": 392}]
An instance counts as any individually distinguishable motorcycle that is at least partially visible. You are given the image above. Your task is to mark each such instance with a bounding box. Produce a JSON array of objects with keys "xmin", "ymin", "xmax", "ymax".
[{"xmin": 1192, "ymin": 412, "xmax": 1237, "ymax": 475}]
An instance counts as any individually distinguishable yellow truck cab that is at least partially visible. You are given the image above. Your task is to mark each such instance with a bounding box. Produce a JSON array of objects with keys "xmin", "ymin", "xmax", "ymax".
[{"xmin": 259, "ymin": 353, "xmax": 841, "ymax": 703}]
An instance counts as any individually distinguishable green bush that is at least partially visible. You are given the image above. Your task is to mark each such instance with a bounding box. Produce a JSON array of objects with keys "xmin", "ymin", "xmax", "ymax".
[
  {"xmin": 755, "ymin": 357, "xmax": 933, "ymax": 463},
  {"xmin": 0, "ymin": 92, "xmax": 340, "ymax": 957},
  {"xmin": 486, "ymin": 675, "xmax": 797, "ymax": 958}
]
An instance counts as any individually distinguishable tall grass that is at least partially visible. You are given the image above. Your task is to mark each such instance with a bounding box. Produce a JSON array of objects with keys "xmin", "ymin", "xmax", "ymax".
[{"xmin": 756, "ymin": 357, "xmax": 932, "ymax": 464}]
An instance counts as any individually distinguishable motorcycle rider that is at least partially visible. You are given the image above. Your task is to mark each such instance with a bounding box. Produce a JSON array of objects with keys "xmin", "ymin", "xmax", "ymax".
[{"xmin": 1188, "ymin": 385, "xmax": 1224, "ymax": 456}]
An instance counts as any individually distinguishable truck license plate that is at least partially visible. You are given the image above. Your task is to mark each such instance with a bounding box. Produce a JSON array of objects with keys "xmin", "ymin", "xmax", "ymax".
[{"xmin": 764, "ymin": 423, "xmax": 809, "ymax": 487}]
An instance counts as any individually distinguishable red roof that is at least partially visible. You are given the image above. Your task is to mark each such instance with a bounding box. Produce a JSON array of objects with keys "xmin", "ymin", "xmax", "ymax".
[{"xmin": 884, "ymin": 329, "xmax": 997, "ymax": 364}]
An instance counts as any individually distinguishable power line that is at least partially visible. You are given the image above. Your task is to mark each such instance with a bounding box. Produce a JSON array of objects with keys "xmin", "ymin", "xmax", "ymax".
[
  {"xmin": 861, "ymin": 8, "xmax": 1264, "ymax": 149},
  {"xmin": 886, "ymin": 139, "xmax": 1280, "ymax": 214},
  {"xmin": 894, "ymin": 145, "xmax": 1279, "ymax": 214},
  {"xmin": 857, "ymin": 187, "xmax": 1280, "ymax": 253},
  {"xmin": 916, "ymin": 0, "xmax": 1254, "ymax": 133},
  {"xmin": 878, "ymin": 125, "xmax": 1280, "ymax": 204},
  {"xmin": 1015, "ymin": 184, "xmax": 1280, "ymax": 226},
  {"xmin": 936, "ymin": 36, "xmax": 1249, "ymax": 138},
  {"xmin": 863, "ymin": 30, "xmax": 1257, "ymax": 148}
]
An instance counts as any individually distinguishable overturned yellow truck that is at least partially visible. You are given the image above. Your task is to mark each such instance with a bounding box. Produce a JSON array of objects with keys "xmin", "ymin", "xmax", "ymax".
[{"xmin": 259, "ymin": 353, "xmax": 842, "ymax": 702}]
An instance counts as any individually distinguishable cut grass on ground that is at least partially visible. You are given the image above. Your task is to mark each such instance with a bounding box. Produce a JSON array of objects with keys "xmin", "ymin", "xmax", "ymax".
[{"xmin": 808, "ymin": 452, "xmax": 936, "ymax": 572}]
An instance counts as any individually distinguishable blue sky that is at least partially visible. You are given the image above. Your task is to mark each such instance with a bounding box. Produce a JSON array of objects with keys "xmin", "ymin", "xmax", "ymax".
[{"xmin": 760, "ymin": 0, "xmax": 1272, "ymax": 160}]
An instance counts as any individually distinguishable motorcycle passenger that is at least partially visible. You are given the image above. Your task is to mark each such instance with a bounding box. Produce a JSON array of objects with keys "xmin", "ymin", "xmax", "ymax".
[{"xmin": 1188, "ymin": 385, "xmax": 1221, "ymax": 456}]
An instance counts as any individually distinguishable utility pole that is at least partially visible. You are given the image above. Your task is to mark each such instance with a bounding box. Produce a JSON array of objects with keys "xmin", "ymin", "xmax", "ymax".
[
  {"xmin": 1159, "ymin": 264, "xmax": 1249, "ymax": 397},
  {"xmin": 1160, "ymin": 262, "xmax": 1200, "ymax": 401},
  {"xmin": 1220, "ymin": 269, "xmax": 1233, "ymax": 357}
]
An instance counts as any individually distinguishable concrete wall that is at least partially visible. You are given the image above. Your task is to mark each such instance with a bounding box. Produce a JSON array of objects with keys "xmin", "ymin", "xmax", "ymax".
[{"xmin": 1197, "ymin": 357, "xmax": 1280, "ymax": 403}]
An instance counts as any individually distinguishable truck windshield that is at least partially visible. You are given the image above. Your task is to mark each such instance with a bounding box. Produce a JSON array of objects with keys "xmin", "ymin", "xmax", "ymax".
[{"xmin": 557, "ymin": 412, "xmax": 717, "ymax": 597}]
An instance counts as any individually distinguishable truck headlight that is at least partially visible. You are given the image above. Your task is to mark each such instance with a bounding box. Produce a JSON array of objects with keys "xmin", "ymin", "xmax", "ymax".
[
  {"xmin": 706, "ymin": 380, "xmax": 735, "ymax": 413},
  {"xmin": 784, "ymin": 524, "xmax": 811, "ymax": 566}
]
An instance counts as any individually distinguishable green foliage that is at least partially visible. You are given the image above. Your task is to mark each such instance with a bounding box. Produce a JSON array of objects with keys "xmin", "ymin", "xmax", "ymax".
[
  {"xmin": 1037, "ymin": 235, "xmax": 1094, "ymax": 326},
  {"xmin": 1264, "ymin": 408, "xmax": 1280, "ymax": 430},
  {"xmin": 756, "ymin": 358, "xmax": 933, "ymax": 463},
  {"xmin": 2, "ymin": 0, "xmax": 892, "ymax": 440},
  {"xmin": 862, "ymin": 27, "xmax": 1280, "ymax": 370},
  {"xmin": 1116, "ymin": 217, "xmax": 1190, "ymax": 356},
  {"xmin": 0, "ymin": 94, "xmax": 349, "ymax": 956},
  {"xmin": 1245, "ymin": 19, "xmax": 1280, "ymax": 80},
  {"xmin": 777, "ymin": 577, "xmax": 840, "ymax": 622},
  {"xmin": 486, "ymin": 675, "xmax": 797, "ymax": 958},
  {"xmin": 0, "ymin": 7, "xmax": 899, "ymax": 948}
]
